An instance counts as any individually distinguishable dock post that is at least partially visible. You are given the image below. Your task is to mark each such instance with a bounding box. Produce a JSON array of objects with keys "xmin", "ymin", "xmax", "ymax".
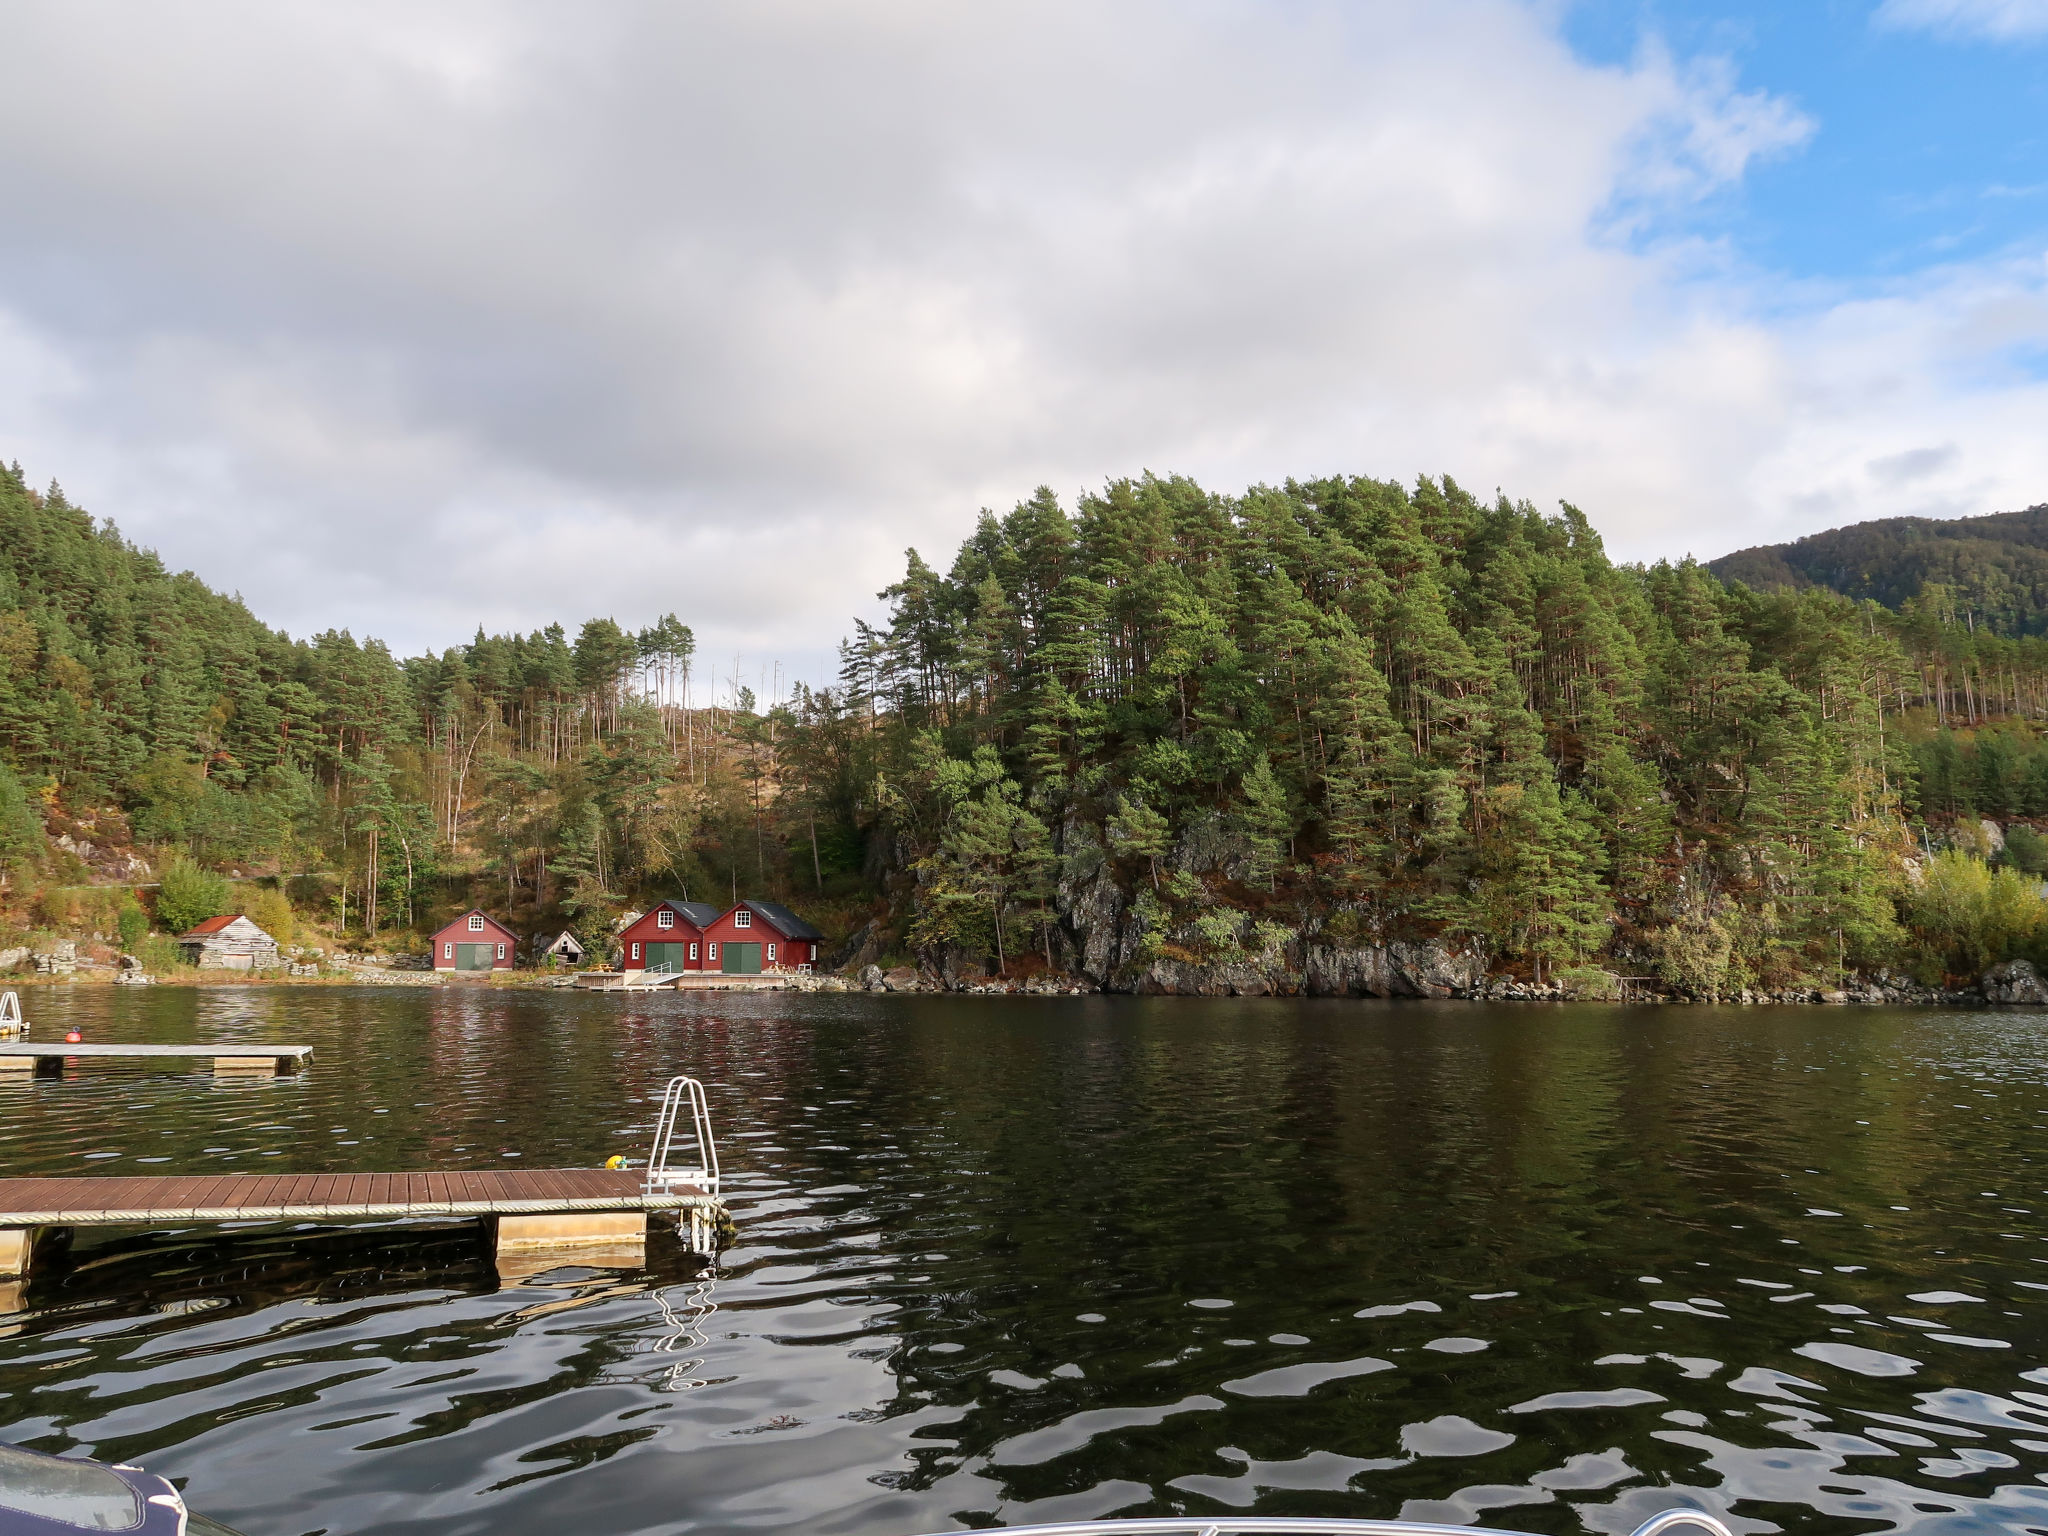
[
  {"xmin": 0, "ymin": 1228, "xmax": 33, "ymax": 1280},
  {"xmin": 489, "ymin": 1212, "xmax": 646, "ymax": 1278},
  {"xmin": 212, "ymin": 1056, "xmax": 284, "ymax": 1075}
]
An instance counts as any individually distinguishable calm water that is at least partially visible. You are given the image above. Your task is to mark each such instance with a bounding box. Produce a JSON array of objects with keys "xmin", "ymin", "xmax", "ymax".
[{"xmin": 4, "ymin": 992, "xmax": 2048, "ymax": 1536}]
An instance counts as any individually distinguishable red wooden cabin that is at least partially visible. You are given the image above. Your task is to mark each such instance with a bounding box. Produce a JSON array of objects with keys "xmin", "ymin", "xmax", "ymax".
[
  {"xmin": 618, "ymin": 900, "xmax": 722, "ymax": 973},
  {"xmin": 701, "ymin": 900, "xmax": 825, "ymax": 974},
  {"xmin": 430, "ymin": 909, "xmax": 518, "ymax": 971}
]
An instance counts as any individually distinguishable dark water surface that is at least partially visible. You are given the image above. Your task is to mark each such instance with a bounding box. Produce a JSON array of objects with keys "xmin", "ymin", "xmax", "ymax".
[{"xmin": 4, "ymin": 991, "xmax": 2048, "ymax": 1536}]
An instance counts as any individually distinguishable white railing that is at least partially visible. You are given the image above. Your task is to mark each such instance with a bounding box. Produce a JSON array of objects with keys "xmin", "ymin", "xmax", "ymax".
[
  {"xmin": 907, "ymin": 1515, "xmax": 1735, "ymax": 1536},
  {"xmin": 0, "ymin": 990, "xmax": 21, "ymax": 1033},
  {"xmin": 645, "ymin": 1075, "xmax": 719, "ymax": 1198}
]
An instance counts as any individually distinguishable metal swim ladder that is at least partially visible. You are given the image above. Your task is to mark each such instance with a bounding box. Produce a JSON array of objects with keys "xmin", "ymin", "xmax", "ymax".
[
  {"xmin": 647, "ymin": 1075, "xmax": 721, "ymax": 1254},
  {"xmin": 0, "ymin": 991, "xmax": 21, "ymax": 1035}
]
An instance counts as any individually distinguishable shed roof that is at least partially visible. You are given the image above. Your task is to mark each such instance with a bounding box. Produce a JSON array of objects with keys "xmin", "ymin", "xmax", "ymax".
[
  {"xmin": 640, "ymin": 899, "xmax": 722, "ymax": 930},
  {"xmin": 429, "ymin": 909, "xmax": 516, "ymax": 941},
  {"xmin": 741, "ymin": 900, "xmax": 825, "ymax": 941},
  {"xmin": 182, "ymin": 914, "xmax": 242, "ymax": 937}
]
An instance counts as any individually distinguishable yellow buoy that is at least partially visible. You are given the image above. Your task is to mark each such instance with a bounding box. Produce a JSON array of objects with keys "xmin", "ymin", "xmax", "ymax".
[{"xmin": 605, "ymin": 1155, "xmax": 627, "ymax": 1170}]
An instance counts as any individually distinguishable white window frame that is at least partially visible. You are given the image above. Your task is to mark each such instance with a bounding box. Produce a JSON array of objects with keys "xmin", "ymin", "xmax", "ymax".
[
  {"xmin": 443, "ymin": 942, "xmax": 453, "ymax": 960},
  {"xmin": 708, "ymin": 942, "xmax": 718, "ymax": 961},
  {"xmin": 657, "ymin": 909, "xmax": 674, "ymax": 930},
  {"xmin": 767, "ymin": 942, "xmax": 776, "ymax": 964},
  {"xmin": 496, "ymin": 943, "xmax": 505, "ymax": 960},
  {"xmin": 689, "ymin": 942, "xmax": 699, "ymax": 961},
  {"xmin": 630, "ymin": 941, "xmax": 640, "ymax": 961},
  {"xmin": 733, "ymin": 909, "xmax": 752, "ymax": 928},
  {"xmin": 468, "ymin": 913, "xmax": 484, "ymax": 932}
]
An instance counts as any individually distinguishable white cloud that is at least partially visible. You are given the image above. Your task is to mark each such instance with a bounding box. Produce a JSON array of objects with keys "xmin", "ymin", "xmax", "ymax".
[
  {"xmin": 0, "ymin": 0, "xmax": 2042, "ymax": 688},
  {"xmin": 1876, "ymin": 0, "xmax": 2048, "ymax": 41}
]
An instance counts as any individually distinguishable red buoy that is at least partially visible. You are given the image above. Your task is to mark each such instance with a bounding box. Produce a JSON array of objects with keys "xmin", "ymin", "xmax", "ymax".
[{"xmin": 65, "ymin": 1029, "xmax": 82, "ymax": 1043}]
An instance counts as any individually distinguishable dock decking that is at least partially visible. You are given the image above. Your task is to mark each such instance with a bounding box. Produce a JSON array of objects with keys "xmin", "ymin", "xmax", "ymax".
[
  {"xmin": 0, "ymin": 1167, "xmax": 718, "ymax": 1284},
  {"xmin": 0, "ymin": 1167, "xmax": 707, "ymax": 1224},
  {"xmin": 0, "ymin": 1043, "xmax": 313, "ymax": 1075},
  {"xmin": 574, "ymin": 971, "xmax": 796, "ymax": 992}
]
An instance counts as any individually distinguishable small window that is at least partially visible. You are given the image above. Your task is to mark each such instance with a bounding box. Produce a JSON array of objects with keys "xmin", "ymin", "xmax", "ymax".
[
  {"xmin": 468, "ymin": 913, "xmax": 484, "ymax": 932},
  {"xmin": 690, "ymin": 942, "xmax": 699, "ymax": 960},
  {"xmin": 630, "ymin": 942, "xmax": 640, "ymax": 961},
  {"xmin": 443, "ymin": 942, "xmax": 453, "ymax": 960},
  {"xmin": 496, "ymin": 943, "xmax": 505, "ymax": 960},
  {"xmin": 708, "ymin": 942, "xmax": 718, "ymax": 961},
  {"xmin": 767, "ymin": 943, "xmax": 777, "ymax": 964},
  {"xmin": 734, "ymin": 909, "xmax": 752, "ymax": 928},
  {"xmin": 809, "ymin": 943, "xmax": 817, "ymax": 962},
  {"xmin": 657, "ymin": 909, "xmax": 674, "ymax": 930}
]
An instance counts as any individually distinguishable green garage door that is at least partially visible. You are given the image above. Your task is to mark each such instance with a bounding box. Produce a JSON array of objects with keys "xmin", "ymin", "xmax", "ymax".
[
  {"xmin": 720, "ymin": 942, "xmax": 762, "ymax": 975},
  {"xmin": 455, "ymin": 942, "xmax": 495, "ymax": 971},
  {"xmin": 645, "ymin": 942, "xmax": 690, "ymax": 972}
]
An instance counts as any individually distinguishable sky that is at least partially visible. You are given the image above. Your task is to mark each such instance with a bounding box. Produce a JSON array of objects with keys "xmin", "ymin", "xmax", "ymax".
[{"xmin": 2, "ymin": 0, "xmax": 2046, "ymax": 698}]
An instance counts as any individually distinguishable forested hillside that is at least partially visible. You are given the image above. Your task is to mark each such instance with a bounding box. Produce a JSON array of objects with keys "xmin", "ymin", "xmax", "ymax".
[
  {"xmin": 11, "ymin": 457, "xmax": 2048, "ymax": 996},
  {"xmin": 1711, "ymin": 503, "xmax": 2048, "ymax": 637}
]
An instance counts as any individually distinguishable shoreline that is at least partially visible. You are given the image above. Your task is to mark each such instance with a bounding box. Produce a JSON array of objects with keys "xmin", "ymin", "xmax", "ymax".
[{"xmin": 0, "ymin": 967, "xmax": 2015, "ymax": 1006}]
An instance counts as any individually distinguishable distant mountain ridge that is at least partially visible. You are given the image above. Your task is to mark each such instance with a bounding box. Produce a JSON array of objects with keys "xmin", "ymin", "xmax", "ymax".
[{"xmin": 1709, "ymin": 503, "xmax": 2048, "ymax": 637}]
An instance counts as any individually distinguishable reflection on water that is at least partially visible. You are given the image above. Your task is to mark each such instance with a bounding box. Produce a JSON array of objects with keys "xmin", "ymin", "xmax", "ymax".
[{"xmin": 5, "ymin": 989, "xmax": 2048, "ymax": 1535}]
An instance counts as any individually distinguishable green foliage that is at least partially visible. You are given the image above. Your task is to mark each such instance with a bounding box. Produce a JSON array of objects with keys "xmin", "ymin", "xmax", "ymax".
[
  {"xmin": 154, "ymin": 854, "xmax": 234, "ymax": 936},
  {"xmin": 1713, "ymin": 512, "xmax": 2048, "ymax": 638},
  {"xmin": 0, "ymin": 761, "xmax": 42, "ymax": 875},
  {"xmin": 1648, "ymin": 890, "xmax": 1736, "ymax": 1000},
  {"xmin": 2005, "ymin": 824, "xmax": 2048, "ymax": 874},
  {"xmin": 1555, "ymin": 965, "xmax": 1622, "ymax": 1000},
  {"xmin": 245, "ymin": 885, "xmax": 296, "ymax": 948},
  {"xmin": 1106, "ymin": 793, "xmax": 1170, "ymax": 887},
  {"xmin": 913, "ymin": 743, "xmax": 1054, "ymax": 972},
  {"xmin": 1905, "ymin": 849, "xmax": 2046, "ymax": 977},
  {"xmin": 17, "ymin": 453, "xmax": 2048, "ymax": 993},
  {"xmin": 114, "ymin": 894, "xmax": 148, "ymax": 952}
]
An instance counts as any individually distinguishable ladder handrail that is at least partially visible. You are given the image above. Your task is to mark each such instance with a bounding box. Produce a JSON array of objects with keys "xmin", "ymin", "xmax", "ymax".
[
  {"xmin": 0, "ymin": 991, "xmax": 20, "ymax": 1030},
  {"xmin": 645, "ymin": 1076, "xmax": 719, "ymax": 1197}
]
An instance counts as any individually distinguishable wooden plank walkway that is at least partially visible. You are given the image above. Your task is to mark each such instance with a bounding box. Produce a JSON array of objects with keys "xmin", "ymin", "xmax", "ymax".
[
  {"xmin": 0, "ymin": 1167, "xmax": 711, "ymax": 1225},
  {"xmin": 0, "ymin": 1044, "xmax": 314, "ymax": 1058},
  {"xmin": 0, "ymin": 1043, "xmax": 313, "ymax": 1075}
]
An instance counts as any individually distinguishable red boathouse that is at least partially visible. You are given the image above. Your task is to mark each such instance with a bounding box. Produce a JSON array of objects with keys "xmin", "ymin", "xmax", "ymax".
[
  {"xmin": 618, "ymin": 900, "xmax": 722, "ymax": 973},
  {"xmin": 701, "ymin": 901, "xmax": 826, "ymax": 974},
  {"xmin": 430, "ymin": 909, "xmax": 518, "ymax": 972}
]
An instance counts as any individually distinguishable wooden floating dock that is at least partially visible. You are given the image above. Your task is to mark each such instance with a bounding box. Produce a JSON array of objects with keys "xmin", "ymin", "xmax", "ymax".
[
  {"xmin": 574, "ymin": 971, "xmax": 793, "ymax": 993},
  {"xmin": 0, "ymin": 1168, "xmax": 718, "ymax": 1290},
  {"xmin": 0, "ymin": 1043, "xmax": 314, "ymax": 1076}
]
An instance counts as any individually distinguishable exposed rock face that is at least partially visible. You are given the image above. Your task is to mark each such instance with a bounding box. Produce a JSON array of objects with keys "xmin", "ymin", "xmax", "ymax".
[
  {"xmin": 881, "ymin": 965, "xmax": 923, "ymax": 992},
  {"xmin": 831, "ymin": 919, "xmax": 885, "ymax": 974},
  {"xmin": 0, "ymin": 947, "xmax": 29, "ymax": 973},
  {"xmin": 1983, "ymin": 959, "xmax": 2048, "ymax": 1005},
  {"xmin": 1122, "ymin": 958, "xmax": 1276, "ymax": 996},
  {"xmin": 1057, "ymin": 832, "xmax": 1133, "ymax": 986},
  {"xmin": 860, "ymin": 964, "xmax": 885, "ymax": 992},
  {"xmin": 1299, "ymin": 943, "xmax": 1486, "ymax": 999}
]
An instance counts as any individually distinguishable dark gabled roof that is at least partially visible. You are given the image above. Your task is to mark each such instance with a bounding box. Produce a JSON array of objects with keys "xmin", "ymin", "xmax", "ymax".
[
  {"xmin": 742, "ymin": 900, "xmax": 824, "ymax": 941},
  {"xmin": 645, "ymin": 899, "xmax": 721, "ymax": 930}
]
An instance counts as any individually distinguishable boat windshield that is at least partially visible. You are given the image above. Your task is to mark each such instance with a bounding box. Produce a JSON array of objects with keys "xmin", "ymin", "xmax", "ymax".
[{"xmin": 0, "ymin": 1444, "xmax": 144, "ymax": 1531}]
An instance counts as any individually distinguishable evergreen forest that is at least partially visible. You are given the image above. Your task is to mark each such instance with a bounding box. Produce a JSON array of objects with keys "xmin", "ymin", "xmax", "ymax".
[{"xmin": 8, "ymin": 456, "xmax": 2048, "ymax": 995}]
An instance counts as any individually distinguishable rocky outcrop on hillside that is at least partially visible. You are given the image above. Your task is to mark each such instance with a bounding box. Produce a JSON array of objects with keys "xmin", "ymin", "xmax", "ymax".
[{"xmin": 1982, "ymin": 959, "xmax": 2048, "ymax": 1004}]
